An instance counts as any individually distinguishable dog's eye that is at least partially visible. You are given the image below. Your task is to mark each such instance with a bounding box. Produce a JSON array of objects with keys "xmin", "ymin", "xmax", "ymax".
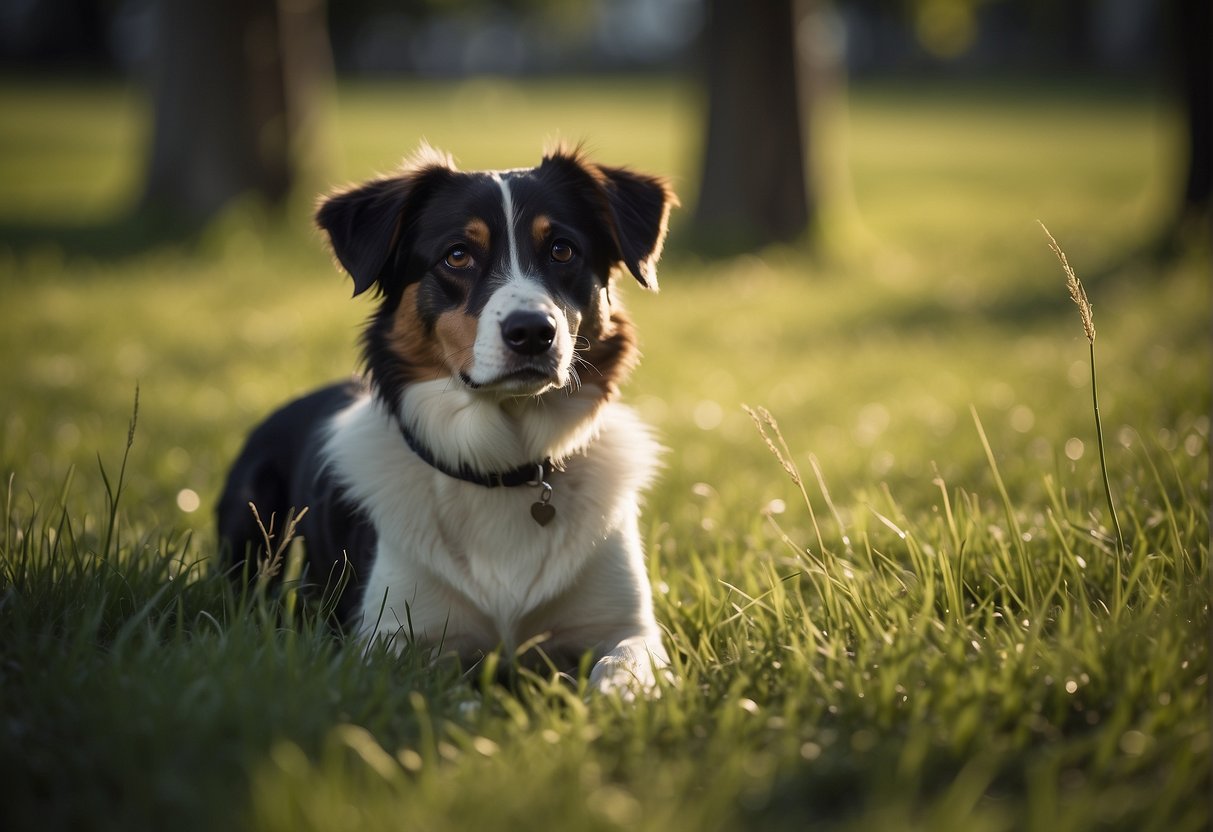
[
  {"xmin": 444, "ymin": 246, "xmax": 474, "ymax": 270},
  {"xmin": 550, "ymin": 241, "xmax": 575, "ymax": 263}
]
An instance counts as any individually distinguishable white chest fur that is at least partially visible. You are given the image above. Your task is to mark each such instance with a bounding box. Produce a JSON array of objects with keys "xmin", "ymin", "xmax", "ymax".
[{"xmin": 320, "ymin": 385, "xmax": 660, "ymax": 656}]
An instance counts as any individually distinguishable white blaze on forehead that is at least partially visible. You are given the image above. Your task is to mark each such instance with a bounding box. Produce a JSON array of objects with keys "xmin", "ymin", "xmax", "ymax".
[
  {"xmin": 462, "ymin": 171, "xmax": 574, "ymax": 392},
  {"xmin": 491, "ymin": 172, "xmax": 524, "ymax": 280}
]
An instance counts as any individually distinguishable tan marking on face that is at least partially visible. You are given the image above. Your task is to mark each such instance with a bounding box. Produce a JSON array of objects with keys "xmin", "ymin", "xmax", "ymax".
[
  {"xmin": 531, "ymin": 214, "xmax": 551, "ymax": 249},
  {"xmin": 387, "ymin": 284, "xmax": 447, "ymax": 382},
  {"xmin": 434, "ymin": 309, "xmax": 479, "ymax": 375},
  {"xmin": 465, "ymin": 218, "xmax": 490, "ymax": 251}
]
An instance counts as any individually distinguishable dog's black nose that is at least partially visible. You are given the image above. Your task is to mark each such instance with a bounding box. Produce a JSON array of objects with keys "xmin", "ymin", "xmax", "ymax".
[{"xmin": 501, "ymin": 311, "xmax": 557, "ymax": 355}]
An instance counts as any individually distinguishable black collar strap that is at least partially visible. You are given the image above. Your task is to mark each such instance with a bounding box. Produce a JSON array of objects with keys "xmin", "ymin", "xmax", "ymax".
[{"xmin": 397, "ymin": 418, "xmax": 555, "ymax": 488}]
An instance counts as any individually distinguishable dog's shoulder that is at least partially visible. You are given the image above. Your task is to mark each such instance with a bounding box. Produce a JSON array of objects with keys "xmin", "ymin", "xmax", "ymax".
[{"xmin": 572, "ymin": 401, "xmax": 662, "ymax": 498}]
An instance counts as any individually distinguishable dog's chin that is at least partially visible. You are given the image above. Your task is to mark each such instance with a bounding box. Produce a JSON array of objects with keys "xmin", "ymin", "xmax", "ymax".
[{"xmin": 460, "ymin": 367, "xmax": 566, "ymax": 397}]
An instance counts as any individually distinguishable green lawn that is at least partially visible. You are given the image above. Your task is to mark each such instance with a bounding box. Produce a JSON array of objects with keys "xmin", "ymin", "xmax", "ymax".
[{"xmin": 0, "ymin": 76, "xmax": 1208, "ymax": 832}]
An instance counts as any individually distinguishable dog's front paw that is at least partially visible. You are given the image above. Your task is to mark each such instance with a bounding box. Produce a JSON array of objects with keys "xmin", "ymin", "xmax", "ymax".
[
  {"xmin": 589, "ymin": 656, "xmax": 656, "ymax": 700},
  {"xmin": 588, "ymin": 637, "xmax": 670, "ymax": 700}
]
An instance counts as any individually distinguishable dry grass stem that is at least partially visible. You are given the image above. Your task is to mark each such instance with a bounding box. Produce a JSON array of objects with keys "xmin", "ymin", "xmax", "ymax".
[
  {"xmin": 743, "ymin": 405, "xmax": 801, "ymax": 486},
  {"xmin": 1039, "ymin": 221, "xmax": 1095, "ymax": 343},
  {"xmin": 744, "ymin": 404, "xmax": 827, "ymax": 558},
  {"xmin": 249, "ymin": 502, "xmax": 310, "ymax": 587},
  {"xmin": 1038, "ymin": 221, "xmax": 1127, "ymax": 586}
]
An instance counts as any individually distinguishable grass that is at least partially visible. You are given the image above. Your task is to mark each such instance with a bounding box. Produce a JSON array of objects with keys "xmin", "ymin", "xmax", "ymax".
[{"xmin": 0, "ymin": 75, "xmax": 1209, "ymax": 831}]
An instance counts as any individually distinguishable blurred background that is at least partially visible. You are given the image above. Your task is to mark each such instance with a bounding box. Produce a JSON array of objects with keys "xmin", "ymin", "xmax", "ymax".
[
  {"xmin": 1, "ymin": 9, "xmax": 1209, "ymax": 829},
  {"xmin": 0, "ymin": 0, "xmax": 1208, "ymax": 544},
  {"xmin": 0, "ymin": 0, "xmax": 1206, "ymax": 246}
]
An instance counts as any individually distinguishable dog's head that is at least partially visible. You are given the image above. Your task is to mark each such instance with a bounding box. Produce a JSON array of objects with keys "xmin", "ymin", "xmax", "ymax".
[{"xmin": 316, "ymin": 146, "xmax": 676, "ymax": 410}]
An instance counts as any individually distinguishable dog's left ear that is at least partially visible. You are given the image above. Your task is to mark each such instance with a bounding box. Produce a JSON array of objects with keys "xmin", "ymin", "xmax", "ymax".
[
  {"xmin": 596, "ymin": 165, "xmax": 677, "ymax": 291},
  {"xmin": 541, "ymin": 150, "xmax": 677, "ymax": 291}
]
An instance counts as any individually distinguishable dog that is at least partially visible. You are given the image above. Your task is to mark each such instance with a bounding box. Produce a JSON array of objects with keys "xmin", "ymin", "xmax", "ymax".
[{"xmin": 217, "ymin": 145, "xmax": 676, "ymax": 694}]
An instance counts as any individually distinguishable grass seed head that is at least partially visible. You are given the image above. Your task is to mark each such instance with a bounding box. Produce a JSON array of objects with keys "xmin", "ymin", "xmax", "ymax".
[
  {"xmin": 1039, "ymin": 221, "xmax": 1095, "ymax": 343},
  {"xmin": 743, "ymin": 404, "xmax": 801, "ymax": 486}
]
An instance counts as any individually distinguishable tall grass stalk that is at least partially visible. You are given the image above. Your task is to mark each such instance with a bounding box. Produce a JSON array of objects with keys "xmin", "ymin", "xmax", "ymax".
[
  {"xmin": 98, "ymin": 385, "xmax": 138, "ymax": 561},
  {"xmin": 1039, "ymin": 222, "xmax": 1126, "ymax": 600},
  {"xmin": 744, "ymin": 404, "xmax": 826, "ymax": 558},
  {"xmin": 970, "ymin": 406, "xmax": 1035, "ymax": 609}
]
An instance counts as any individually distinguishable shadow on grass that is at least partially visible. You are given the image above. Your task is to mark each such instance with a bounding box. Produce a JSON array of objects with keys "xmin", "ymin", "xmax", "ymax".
[
  {"xmin": 0, "ymin": 207, "xmax": 202, "ymax": 262},
  {"xmin": 876, "ymin": 224, "xmax": 1207, "ymax": 336}
]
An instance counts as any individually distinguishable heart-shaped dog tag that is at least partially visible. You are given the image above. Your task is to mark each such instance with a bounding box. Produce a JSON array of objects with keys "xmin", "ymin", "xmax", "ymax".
[{"xmin": 531, "ymin": 501, "xmax": 556, "ymax": 526}]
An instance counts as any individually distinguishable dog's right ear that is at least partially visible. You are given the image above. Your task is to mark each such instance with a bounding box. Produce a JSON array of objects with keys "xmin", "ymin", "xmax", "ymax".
[{"xmin": 316, "ymin": 152, "xmax": 454, "ymax": 297}]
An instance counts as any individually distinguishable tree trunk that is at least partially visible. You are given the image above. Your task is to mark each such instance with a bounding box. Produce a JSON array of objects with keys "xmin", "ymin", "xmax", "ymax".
[
  {"xmin": 693, "ymin": 0, "xmax": 813, "ymax": 252},
  {"xmin": 140, "ymin": 0, "xmax": 331, "ymax": 225},
  {"xmin": 1174, "ymin": 0, "xmax": 1210, "ymax": 222}
]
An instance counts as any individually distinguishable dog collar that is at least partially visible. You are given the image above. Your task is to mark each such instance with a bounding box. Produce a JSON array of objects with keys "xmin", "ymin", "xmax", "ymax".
[{"xmin": 396, "ymin": 418, "xmax": 558, "ymax": 526}]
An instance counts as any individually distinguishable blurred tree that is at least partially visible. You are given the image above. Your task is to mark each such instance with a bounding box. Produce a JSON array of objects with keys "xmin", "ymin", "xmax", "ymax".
[
  {"xmin": 1172, "ymin": 0, "xmax": 1210, "ymax": 228},
  {"xmin": 141, "ymin": 0, "xmax": 333, "ymax": 225},
  {"xmin": 693, "ymin": 0, "xmax": 815, "ymax": 251}
]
